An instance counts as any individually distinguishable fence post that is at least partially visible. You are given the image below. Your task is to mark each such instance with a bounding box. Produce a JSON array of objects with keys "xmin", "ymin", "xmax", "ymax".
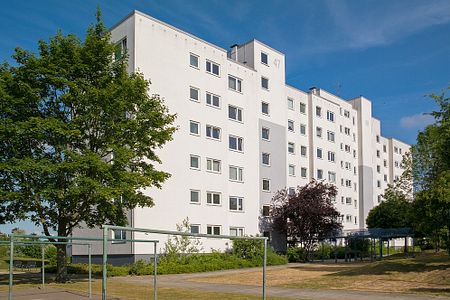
[
  {"xmin": 102, "ymin": 226, "xmax": 108, "ymax": 300},
  {"xmin": 88, "ymin": 244, "xmax": 92, "ymax": 298},
  {"xmin": 154, "ymin": 242, "xmax": 157, "ymax": 300},
  {"xmin": 8, "ymin": 236, "xmax": 14, "ymax": 300},
  {"xmin": 379, "ymin": 238, "xmax": 383, "ymax": 260},
  {"xmin": 262, "ymin": 238, "xmax": 267, "ymax": 300},
  {"xmin": 42, "ymin": 245, "xmax": 45, "ymax": 289}
]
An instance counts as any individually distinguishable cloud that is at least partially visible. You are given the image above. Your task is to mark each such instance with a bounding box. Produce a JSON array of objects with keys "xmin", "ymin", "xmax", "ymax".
[{"xmin": 400, "ymin": 113, "xmax": 434, "ymax": 129}]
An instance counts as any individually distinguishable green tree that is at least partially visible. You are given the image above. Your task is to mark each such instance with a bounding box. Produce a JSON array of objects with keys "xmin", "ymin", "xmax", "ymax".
[
  {"xmin": 0, "ymin": 9, "xmax": 176, "ymax": 281},
  {"xmin": 366, "ymin": 152, "xmax": 413, "ymax": 229},
  {"xmin": 164, "ymin": 217, "xmax": 203, "ymax": 258},
  {"xmin": 411, "ymin": 86, "xmax": 450, "ymax": 253}
]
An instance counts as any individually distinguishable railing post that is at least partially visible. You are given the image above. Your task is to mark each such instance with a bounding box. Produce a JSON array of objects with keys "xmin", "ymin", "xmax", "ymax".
[
  {"xmin": 88, "ymin": 244, "xmax": 92, "ymax": 298},
  {"xmin": 102, "ymin": 226, "xmax": 108, "ymax": 300},
  {"xmin": 154, "ymin": 242, "xmax": 157, "ymax": 300},
  {"xmin": 262, "ymin": 238, "xmax": 267, "ymax": 300},
  {"xmin": 42, "ymin": 245, "xmax": 45, "ymax": 289},
  {"xmin": 8, "ymin": 236, "xmax": 14, "ymax": 300}
]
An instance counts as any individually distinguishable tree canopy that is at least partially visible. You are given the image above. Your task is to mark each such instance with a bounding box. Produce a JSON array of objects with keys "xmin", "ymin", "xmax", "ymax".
[
  {"xmin": 269, "ymin": 181, "xmax": 342, "ymax": 255},
  {"xmin": 0, "ymin": 10, "xmax": 176, "ymax": 280}
]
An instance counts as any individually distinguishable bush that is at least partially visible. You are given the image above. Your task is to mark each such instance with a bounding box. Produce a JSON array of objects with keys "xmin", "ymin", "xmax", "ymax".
[{"xmin": 287, "ymin": 247, "xmax": 308, "ymax": 262}]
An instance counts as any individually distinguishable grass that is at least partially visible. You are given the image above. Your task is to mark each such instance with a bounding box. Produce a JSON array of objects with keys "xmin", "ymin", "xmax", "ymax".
[{"xmin": 188, "ymin": 251, "xmax": 450, "ymax": 297}]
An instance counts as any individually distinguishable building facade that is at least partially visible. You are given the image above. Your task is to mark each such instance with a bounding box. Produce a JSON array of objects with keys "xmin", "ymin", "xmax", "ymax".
[{"xmin": 73, "ymin": 11, "xmax": 410, "ymax": 263}]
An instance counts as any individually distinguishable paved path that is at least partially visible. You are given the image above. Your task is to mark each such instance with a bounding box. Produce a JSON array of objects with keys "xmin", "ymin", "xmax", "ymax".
[{"xmin": 0, "ymin": 287, "xmax": 105, "ymax": 300}]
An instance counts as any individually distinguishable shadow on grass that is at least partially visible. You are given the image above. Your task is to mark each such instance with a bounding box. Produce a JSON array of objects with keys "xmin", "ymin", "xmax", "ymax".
[
  {"xmin": 0, "ymin": 272, "xmax": 93, "ymax": 286},
  {"xmin": 411, "ymin": 287, "xmax": 450, "ymax": 295}
]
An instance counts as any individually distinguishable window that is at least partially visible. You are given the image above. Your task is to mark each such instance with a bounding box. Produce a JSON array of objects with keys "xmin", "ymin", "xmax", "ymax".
[
  {"xmin": 206, "ymin": 158, "xmax": 221, "ymax": 173},
  {"xmin": 261, "ymin": 52, "xmax": 268, "ymax": 65},
  {"xmin": 345, "ymin": 144, "xmax": 351, "ymax": 152},
  {"xmin": 288, "ymin": 120, "xmax": 295, "ymax": 132},
  {"xmin": 346, "ymin": 179, "xmax": 352, "ymax": 187},
  {"xmin": 262, "ymin": 179, "xmax": 270, "ymax": 191},
  {"xmin": 394, "ymin": 146, "xmax": 398, "ymax": 153},
  {"xmin": 300, "ymin": 146, "xmax": 307, "ymax": 157},
  {"xmin": 207, "ymin": 225, "xmax": 221, "ymax": 235},
  {"xmin": 229, "ymin": 135, "xmax": 243, "ymax": 151},
  {"xmin": 206, "ymin": 192, "xmax": 221, "ymax": 205},
  {"xmin": 229, "ymin": 166, "xmax": 243, "ymax": 182},
  {"xmin": 300, "ymin": 102, "xmax": 306, "ymax": 114},
  {"xmin": 384, "ymin": 174, "xmax": 387, "ymax": 182},
  {"xmin": 327, "ymin": 131, "xmax": 335, "ymax": 142},
  {"xmin": 228, "ymin": 75, "xmax": 242, "ymax": 92},
  {"xmin": 114, "ymin": 38, "xmax": 127, "ymax": 60},
  {"xmin": 262, "ymin": 205, "xmax": 270, "ymax": 217},
  {"xmin": 301, "ymin": 167, "xmax": 307, "ymax": 178},
  {"xmin": 328, "ymin": 171, "xmax": 336, "ymax": 183},
  {"xmin": 376, "ymin": 150, "xmax": 380, "ymax": 158},
  {"xmin": 383, "ymin": 145, "xmax": 387, "ymax": 153},
  {"xmin": 262, "ymin": 153, "xmax": 270, "ymax": 166},
  {"xmin": 190, "ymin": 190, "xmax": 200, "ymax": 203},
  {"xmin": 190, "ymin": 155, "xmax": 200, "ymax": 170},
  {"xmin": 376, "ymin": 135, "xmax": 380, "ymax": 143},
  {"xmin": 288, "ymin": 187, "xmax": 295, "ymax": 196},
  {"xmin": 189, "ymin": 53, "xmax": 199, "ymax": 68},
  {"xmin": 384, "ymin": 160, "xmax": 387, "ymax": 167},
  {"xmin": 206, "ymin": 60, "xmax": 220, "ymax": 76},
  {"xmin": 229, "ymin": 197, "xmax": 243, "ymax": 211},
  {"xmin": 316, "ymin": 106, "xmax": 322, "ymax": 117},
  {"xmin": 261, "ymin": 102, "xmax": 269, "ymax": 115},
  {"xmin": 377, "ymin": 165, "xmax": 381, "ymax": 173},
  {"xmin": 206, "ymin": 92, "xmax": 220, "ymax": 108},
  {"xmin": 327, "ymin": 111, "xmax": 335, "ymax": 122},
  {"xmin": 346, "ymin": 197, "xmax": 352, "ymax": 205},
  {"xmin": 287, "ymin": 98, "xmax": 294, "ymax": 110},
  {"xmin": 399, "ymin": 148, "xmax": 402, "ymax": 154},
  {"xmin": 317, "ymin": 169, "xmax": 323, "ymax": 179},
  {"xmin": 328, "ymin": 151, "xmax": 335, "ymax": 162},
  {"xmin": 377, "ymin": 180, "xmax": 381, "ymax": 188},
  {"xmin": 344, "ymin": 110, "xmax": 350, "ymax": 118},
  {"xmin": 289, "ymin": 164, "xmax": 296, "ymax": 176},
  {"xmin": 300, "ymin": 124, "xmax": 306, "ymax": 135},
  {"xmin": 190, "ymin": 86, "xmax": 199, "ymax": 101},
  {"xmin": 190, "ymin": 120, "xmax": 200, "ymax": 135},
  {"xmin": 353, "ymin": 150, "xmax": 357, "ymax": 158},
  {"xmin": 395, "ymin": 161, "xmax": 399, "ymax": 167},
  {"xmin": 344, "ymin": 127, "xmax": 351, "ymax": 135},
  {"xmin": 190, "ymin": 224, "xmax": 200, "ymax": 234},
  {"xmin": 206, "ymin": 125, "xmax": 221, "ymax": 140},
  {"xmin": 346, "ymin": 215, "xmax": 352, "ymax": 223},
  {"xmin": 354, "ymin": 199, "xmax": 358, "ymax": 208},
  {"xmin": 230, "ymin": 227, "xmax": 244, "ymax": 236},
  {"xmin": 288, "ymin": 142, "xmax": 295, "ymax": 154},
  {"xmin": 112, "ymin": 230, "xmax": 126, "ymax": 243},
  {"xmin": 261, "ymin": 127, "xmax": 270, "ymax": 140},
  {"xmin": 261, "ymin": 77, "xmax": 269, "ymax": 90},
  {"xmin": 378, "ymin": 195, "xmax": 382, "ymax": 203},
  {"xmin": 317, "ymin": 148, "xmax": 323, "ymax": 159},
  {"xmin": 228, "ymin": 105, "xmax": 243, "ymax": 122},
  {"xmin": 316, "ymin": 126, "xmax": 322, "ymax": 138}
]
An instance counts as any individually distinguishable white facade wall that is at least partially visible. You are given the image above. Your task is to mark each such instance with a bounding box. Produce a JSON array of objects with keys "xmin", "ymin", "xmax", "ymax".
[{"xmin": 73, "ymin": 11, "xmax": 411, "ymax": 258}]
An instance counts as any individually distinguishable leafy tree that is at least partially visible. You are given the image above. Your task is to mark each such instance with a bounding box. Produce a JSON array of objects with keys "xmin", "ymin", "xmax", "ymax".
[
  {"xmin": 0, "ymin": 9, "xmax": 176, "ymax": 281},
  {"xmin": 366, "ymin": 152, "xmax": 413, "ymax": 229},
  {"xmin": 411, "ymin": 87, "xmax": 450, "ymax": 253},
  {"xmin": 269, "ymin": 181, "xmax": 342, "ymax": 257},
  {"xmin": 164, "ymin": 217, "xmax": 203, "ymax": 258}
]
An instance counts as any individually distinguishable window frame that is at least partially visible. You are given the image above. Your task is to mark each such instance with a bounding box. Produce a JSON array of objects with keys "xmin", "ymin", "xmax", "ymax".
[
  {"xmin": 229, "ymin": 196, "xmax": 244, "ymax": 212},
  {"xmin": 206, "ymin": 59, "xmax": 220, "ymax": 76},
  {"xmin": 206, "ymin": 157, "xmax": 221, "ymax": 174},
  {"xmin": 190, "ymin": 189, "xmax": 200, "ymax": 204},
  {"xmin": 228, "ymin": 105, "xmax": 243, "ymax": 122},
  {"xmin": 206, "ymin": 92, "xmax": 221, "ymax": 109},
  {"xmin": 229, "ymin": 165, "xmax": 244, "ymax": 182},
  {"xmin": 206, "ymin": 125, "xmax": 221, "ymax": 141},
  {"xmin": 228, "ymin": 75, "xmax": 242, "ymax": 93},
  {"xmin": 189, "ymin": 53, "xmax": 199, "ymax": 69},
  {"xmin": 189, "ymin": 120, "xmax": 200, "ymax": 136},
  {"xmin": 206, "ymin": 191, "xmax": 221, "ymax": 206},
  {"xmin": 229, "ymin": 135, "xmax": 244, "ymax": 152},
  {"xmin": 190, "ymin": 154, "xmax": 200, "ymax": 170},
  {"xmin": 189, "ymin": 86, "xmax": 200, "ymax": 102}
]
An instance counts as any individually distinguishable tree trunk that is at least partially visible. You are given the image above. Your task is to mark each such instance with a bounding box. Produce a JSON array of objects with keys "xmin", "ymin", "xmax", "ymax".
[{"xmin": 55, "ymin": 243, "xmax": 69, "ymax": 282}]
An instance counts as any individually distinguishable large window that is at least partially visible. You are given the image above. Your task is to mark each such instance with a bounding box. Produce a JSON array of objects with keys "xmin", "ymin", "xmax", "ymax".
[
  {"xmin": 316, "ymin": 106, "xmax": 322, "ymax": 117},
  {"xmin": 230, "ymin": 227, "xmax": 244, "ymax": 236},
  {"xmin": 327, "ymin": 110, "xmax": 335, "ymax": 122},
  {"xmin": 327, "ymin": 131, "xmax": 335, "ymax": 142},
  {"xmin": 229, "ymin": 165, "xmax": 243, "ymax": 182},
  {"xmin": 206, "ymin": 92, "xmax": 220, "ymax": 108},
  {"xmin": 288, "ymin": 142, "xmax": 295, "ymax": 154},
  {"xmin": 261, "ymin": 102, "xmax": 269, "ymax": 115},
  {"xmin": 261, "ymin": 127, "xmax": 270, "ymax": 140},
  {"xmin": 262, "ymin": 152, "xmax": 270, "ymax": 166},
  {"xmin": 190, "ymin": 155, "xmax": 200, "ymax": 170},
  {"xmin": 262, "ymin": 179, "xmax": 270, "ymax": 191},
  {"xmin": 190, "ymin": 224, "xmax": 200, "ymax": 234},
  {"xmin": 207, "ymin": 225, "xmax": 221, "ymax": 235},
  {"xmin": 316, "ymin": 126, "xmax": 322, "ymax": 138},
  {"xmin": 206, "ymin": 192, "xmax": 221, "ymax": 205},
  {"xmin": 114, "ymin": 38, "xmax": 127, "ymax": 60},
  {"xmin": 288, "ymin": 120, "xmax": 295, "ymax": 132},
  {"xmin": 112, "ymin": 229, "xmax": 126, "ymax": 243},
  {"xmin": 190, "ymin": 86, "xmax": 199, "ymax": 101},
  {"xmin": 190, "ymin": 190, "xmax": 200, "ymax": 204},
  {"xmin": 300, "ymin": 124, "xmax": 306, "ymax": 135},
  {"xmin": 229, "ymin": 197, "xmax": 243, "ymax": 211},
  {"xmin": 228, "ymin": 105, "xmax": 243, "ymax": 122},
  {"xmin": 206, "ymin": 158, "xmax": 221, "ymax": 173},
  {"xmin": 317, "ymin": 148, "xmax": 323, "ymax": 159},
  {"xmin": 261, "ymin": 52, "xmax": 268, "ymax": 65},
  {"xmin": 289, "ymin": 164, "xmax": 296, "ymax": 176},
  {"xmin": 261, "ymin": 77, "xmax": 269, "ymax": 90},
  {"xmin": 301, "ymin": 167, "xmax": 307, "ymax": 178},
  {"xmin": 206, "ymin": 125, "xmax": 221, "ymax": 140},
  {"xmin": 300, "ymin": 102, "xmax": 306, "ymax": 114},
  {"xmin": 190, "ymin": 120, "xmax": 200, "ymax": 135},
  {"xmin": 287, "ymin": 98, "xmax": 294, "ymax": 110},
  {"xmin": 206, "ymin": 60, "xmax": 220, "ymax": 76},
  {"xmin": 229, "ymin": 135, "xmax": 243, "ymax": 151},
  {"xmin": 317, "ymin": 169, "xmax": 323, "ymax": 180},
  {"xmin": 228, "ymin": 75, "xmax": 242, "ymax": 92},
  {"xmin": 328, "ymin": 171, "xmax": 336, "ymax": 183},
  {"xmin": 189, "ymin": 53, "xmax": 199, "ymax": 68},
  {"xmin": 328, "ymin": 151, "xmax": 335, "ymax": 162},
  {"xmin": 300, "ymin": 146, "xmax": 307, "ymax": 157}
]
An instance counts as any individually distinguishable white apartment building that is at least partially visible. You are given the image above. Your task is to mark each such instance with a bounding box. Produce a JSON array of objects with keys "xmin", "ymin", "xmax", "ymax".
[{"xmin": 73, "ymin": 11, "xmax": 410, "ymax": 263}]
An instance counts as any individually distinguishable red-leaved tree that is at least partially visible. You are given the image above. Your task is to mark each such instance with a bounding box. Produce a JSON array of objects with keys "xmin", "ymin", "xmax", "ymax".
[{"xmin": 270, "ymin": 181, "xmax": 342, "ymax": 254}]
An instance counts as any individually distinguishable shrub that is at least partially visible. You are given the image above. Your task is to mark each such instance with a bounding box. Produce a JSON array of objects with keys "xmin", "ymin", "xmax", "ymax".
[{"xmin": 287, "ymin": 247, "xmax": 308, "ymax": 262}]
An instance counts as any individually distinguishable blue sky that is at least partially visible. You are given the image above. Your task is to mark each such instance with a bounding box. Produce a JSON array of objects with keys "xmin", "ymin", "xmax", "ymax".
[{"xmin": 0, "ymin": 1, "xmax": 449, "ymax": 233}]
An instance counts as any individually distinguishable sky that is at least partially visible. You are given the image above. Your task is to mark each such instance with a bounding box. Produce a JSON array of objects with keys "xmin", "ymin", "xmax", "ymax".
[{"xmin": 0, "ymin": 0, "xmax": 449, "ymax": 233}]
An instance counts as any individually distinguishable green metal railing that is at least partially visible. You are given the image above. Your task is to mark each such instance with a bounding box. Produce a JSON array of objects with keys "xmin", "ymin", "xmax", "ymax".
[{"xmin": 101, "ymin": 225, "xmax": 269, "ymax": 300}]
